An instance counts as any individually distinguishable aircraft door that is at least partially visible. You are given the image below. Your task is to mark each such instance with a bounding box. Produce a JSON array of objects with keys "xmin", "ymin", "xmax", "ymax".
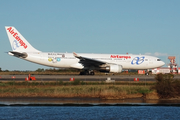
[
  {"xmin": 149, "ymin": 58, "xmax": 153, "ymax": 64},
  {"xmin": 145, "ymin": 58, "xmax": 149, "ymax": 66},
  {"xmin": 40, "ymin": 53, "xmax": 44, "ymax": 61}
]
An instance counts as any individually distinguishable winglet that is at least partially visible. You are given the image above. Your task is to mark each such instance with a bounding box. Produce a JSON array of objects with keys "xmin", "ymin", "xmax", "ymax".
[{"xmin": 73, "ymin": 52, "xmax": 80, "ymax": 58}]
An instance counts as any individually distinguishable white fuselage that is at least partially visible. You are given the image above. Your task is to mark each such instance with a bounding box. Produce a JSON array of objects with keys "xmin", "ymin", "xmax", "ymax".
[{"xmin": 21, "ymin": 52, "xmax": 165, "ymax": 70}]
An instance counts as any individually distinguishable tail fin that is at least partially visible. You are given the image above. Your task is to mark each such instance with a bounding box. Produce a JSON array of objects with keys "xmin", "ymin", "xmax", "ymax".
[{"xmin": 5, "ymin": 26, "xmax": 40, "ymax": 52}]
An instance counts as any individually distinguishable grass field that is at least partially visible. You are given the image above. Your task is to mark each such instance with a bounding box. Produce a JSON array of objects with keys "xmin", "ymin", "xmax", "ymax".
[
  {"xmin": 0, "ymin": 81, "xmax": 155, "ymax": 99},
  {"xmin": 0, "ymin": 73, "xmax": 179, "ymax": 99}
]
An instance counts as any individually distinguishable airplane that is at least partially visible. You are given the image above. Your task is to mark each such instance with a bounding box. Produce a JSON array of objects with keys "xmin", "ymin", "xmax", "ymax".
[{"xmin": 5, "ymin": 26, "xmax": 165, "ymax": 75}]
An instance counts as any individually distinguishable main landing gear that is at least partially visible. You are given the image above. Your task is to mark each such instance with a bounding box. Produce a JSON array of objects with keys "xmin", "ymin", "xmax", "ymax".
[
  {"xmin": 145, "ymin": 69, "xmax": 149, "ymax": 76},
  {"xmin": 79, "ymin": 70, "xmax": 95, "ymax": 75}
]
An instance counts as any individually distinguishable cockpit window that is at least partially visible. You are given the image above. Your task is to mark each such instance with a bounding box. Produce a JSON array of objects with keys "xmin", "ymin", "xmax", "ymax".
[{"xmin": 157, "ymin": 59, "xmax": 161, "ymax": 61}]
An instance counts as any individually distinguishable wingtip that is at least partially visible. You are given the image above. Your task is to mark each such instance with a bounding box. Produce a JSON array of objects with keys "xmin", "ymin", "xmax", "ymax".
[
  {"xmin": 73, "ymin": 52, "xmax": 77, "ymax": 56},
  {"xmin": 73, "ymin": 52, "xmax": 80, "ymax": 58}
]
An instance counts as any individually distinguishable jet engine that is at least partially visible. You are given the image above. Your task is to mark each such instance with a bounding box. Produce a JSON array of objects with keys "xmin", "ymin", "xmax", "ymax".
[{"xmin": 99, "ymin": 64, "xmax": 123, "ymax": 73}]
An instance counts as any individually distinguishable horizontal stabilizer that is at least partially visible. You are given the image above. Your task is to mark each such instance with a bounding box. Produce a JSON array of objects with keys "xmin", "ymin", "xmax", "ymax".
[{"xmin": 8, "ymin": 51, "xmax": 28, "ymax": 58}]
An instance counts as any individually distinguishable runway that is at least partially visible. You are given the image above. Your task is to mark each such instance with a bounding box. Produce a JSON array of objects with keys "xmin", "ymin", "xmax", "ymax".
[
  {"xmin": 0, "ymin": 74, "xmax": 180, "ymax": 82},
  {"xmin": 0, "ymin": 75, "xmax": 168, "ymax": 82}
]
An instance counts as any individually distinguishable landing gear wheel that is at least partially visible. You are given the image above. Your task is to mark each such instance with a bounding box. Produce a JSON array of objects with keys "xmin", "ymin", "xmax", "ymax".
[
  {"xmin": 90, "ymin": 72, "xmax": 95, "ymax": 75},
  {"xmin": 79, "ymin": 70, "xmax": 95, "ymax": 75},
  {"xmin": 79, "ymin": 71, "xmax": 84, "ymax": 75},
  {"xmin": 145, "ymin": 72, "xmax": 149, "ymax": 76}
]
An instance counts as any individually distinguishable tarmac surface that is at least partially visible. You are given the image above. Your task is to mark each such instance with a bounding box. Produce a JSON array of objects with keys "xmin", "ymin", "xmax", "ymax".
[{"xmin": 0, "ymin": 74, "xmax": 180, "ymax": 81}]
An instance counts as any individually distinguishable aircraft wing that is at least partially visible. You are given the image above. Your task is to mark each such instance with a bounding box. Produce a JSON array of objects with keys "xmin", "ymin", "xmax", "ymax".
[
  {"xmin": 73, "ymin": 52, "xmax": 106, "ymax": 67},
  {"xmin": 8, "ymin": 51, "xmax": 28, "ymax": 58}
]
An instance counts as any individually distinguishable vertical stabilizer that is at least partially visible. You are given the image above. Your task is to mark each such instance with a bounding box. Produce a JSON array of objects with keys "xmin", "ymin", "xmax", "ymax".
[{"xmin": 5, "ymin": 26, "xmax": 40, "ymax": 52}]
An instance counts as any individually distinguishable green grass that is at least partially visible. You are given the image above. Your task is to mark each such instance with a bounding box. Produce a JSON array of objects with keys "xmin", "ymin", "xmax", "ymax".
[{"xmin": 0, "ymin": 82, "xmax": 152, "ymax": 98}]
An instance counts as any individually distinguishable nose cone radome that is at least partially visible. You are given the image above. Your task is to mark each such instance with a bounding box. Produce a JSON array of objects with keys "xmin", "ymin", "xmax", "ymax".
[{"xmin": 161, "ymin": 61, "xmax": 165, "ymax": 66}]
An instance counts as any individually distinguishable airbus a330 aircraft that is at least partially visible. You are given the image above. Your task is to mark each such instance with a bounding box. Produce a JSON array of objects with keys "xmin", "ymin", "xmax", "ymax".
[{"xmin": 5, "ymin": 26, "xmax": 165, "ymax": 75}]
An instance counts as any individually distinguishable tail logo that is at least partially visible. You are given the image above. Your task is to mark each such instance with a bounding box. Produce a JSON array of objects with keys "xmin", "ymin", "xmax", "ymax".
[
  {"xmin": 7, "ymin": 27, "xmax": 28, "ymax": 49},
  {"xmin": 131, "ymin": 57, "xmax": 145, "ymax": 65},
  {"xmin": 12, "ymin": 40, "xmax": 20, "ymax": 50}
]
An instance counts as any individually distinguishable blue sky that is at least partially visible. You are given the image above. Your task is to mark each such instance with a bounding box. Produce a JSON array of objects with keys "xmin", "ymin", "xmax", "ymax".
[{"xmin": 0, "ymin": 0, "xmax": 180, "ymax": 70}]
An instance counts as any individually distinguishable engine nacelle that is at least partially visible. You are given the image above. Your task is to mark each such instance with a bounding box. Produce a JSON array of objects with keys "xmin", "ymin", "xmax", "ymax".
[{"xmin": 99, "ymin": 64, "xmax": 123, "ymax": 73}]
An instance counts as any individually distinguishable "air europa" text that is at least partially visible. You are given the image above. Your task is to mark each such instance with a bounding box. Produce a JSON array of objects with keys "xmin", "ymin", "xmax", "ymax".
[{"xmin": 7, "ymin": 27, "xmax": 27, "ymax": 49}]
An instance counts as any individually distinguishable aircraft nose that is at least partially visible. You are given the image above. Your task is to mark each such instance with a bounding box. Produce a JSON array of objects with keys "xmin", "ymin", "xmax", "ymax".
[{"xmin": 161, "ymin": 61, "xmax": 165, "ymax": 66}]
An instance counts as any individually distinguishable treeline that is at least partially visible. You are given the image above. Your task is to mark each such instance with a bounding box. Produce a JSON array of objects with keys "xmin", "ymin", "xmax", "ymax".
[
  {"xmin": 35, "ymin": 68, "xmax": 80, "ymax": 72},
  {"xmin": 0, "ymin": 67, "xmax": 139, "ymax": 75},
  {"xmin": 0, "ymin": 67, "xmax": 80, "ymax": 72},
  {"xmin": 0, "ymin": 67, "xmax": 138, "ymax": 73},
  {"xmin": 0, "ymin": 67, "xmax": 82, "ymax": 75}
]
